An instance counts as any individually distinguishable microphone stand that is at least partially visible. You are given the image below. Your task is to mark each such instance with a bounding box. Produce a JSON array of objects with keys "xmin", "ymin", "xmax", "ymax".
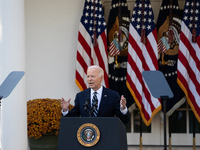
[
  {"xmin": 87, "ymin": 106, "xmax": 94, "ymax": 117},
  {"xmin": 84, "ymin": 99, "xmax": 90, "ymax": 116},
  {"xmin": 89, "ymin": 109, "xmax": 93, "ymax": 117},
  {"xmin": 84, "ymin": 99, "xmax": 98, "ymax": 117}
]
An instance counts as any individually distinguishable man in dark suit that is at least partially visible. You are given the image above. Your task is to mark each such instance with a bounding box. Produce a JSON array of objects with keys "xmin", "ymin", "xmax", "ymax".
[{"xmin": 61, "ymin": 65, "xmax": 130, "ymax": 123}]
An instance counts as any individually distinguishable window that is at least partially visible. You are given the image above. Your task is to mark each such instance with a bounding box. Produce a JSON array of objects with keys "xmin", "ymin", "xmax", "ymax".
[
  {"xmin": 124, "ymin": 109, "xmax": 151, "ymax": 133},
  {"xmin": 189, "ymin": 111, "xmax": 200, "ymax": 133},
  {"xmin": 169, "ymin": 102, "xmax": 200, "ymax": 134},
  {"xmin": 133, "ymin": 110, "xmax": 151, "ymax": 133},
  {"xmin": 169, "ymin": 110, "xmax": 186, "ymax": 133}
]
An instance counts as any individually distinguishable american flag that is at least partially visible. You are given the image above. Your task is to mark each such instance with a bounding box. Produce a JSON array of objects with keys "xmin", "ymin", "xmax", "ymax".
[
  {"xmin": 177, "ymin": 0, "xmax": 200, "ymax": 122},
  {"xmin": 75, "ymin": 0, "xmax": 109, "ymax": 91},
  {"xmin": 126, "ymin": 0, "xmax": 161, "ymax": 126}
]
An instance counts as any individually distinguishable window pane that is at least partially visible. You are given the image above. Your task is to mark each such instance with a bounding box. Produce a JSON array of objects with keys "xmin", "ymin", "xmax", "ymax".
[
  {"xmin": 179, "ymin": 101, "xmax": 186, "ymax": 108},
  {"xmin": 169, "ymin": 111, "xmax": 186, "ymax": 133},
  {"xmin": 133, "ymin": 110, "xmax": 151, "ymax": 133},
  {"xmin": 189, "ymin": 111, "xmax": 200, "ymax": 133}
]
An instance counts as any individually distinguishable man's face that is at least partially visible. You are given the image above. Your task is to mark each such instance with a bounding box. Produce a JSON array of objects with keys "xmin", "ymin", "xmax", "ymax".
[{"xmin": 87, "ymin": 67, "xmax": 103, "ymax": 91}]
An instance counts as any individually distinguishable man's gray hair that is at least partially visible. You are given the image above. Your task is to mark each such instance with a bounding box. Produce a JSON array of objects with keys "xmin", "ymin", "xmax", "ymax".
[{"xmin": 88, "ymin": 65, "xmax": 104, "ymax": 77}]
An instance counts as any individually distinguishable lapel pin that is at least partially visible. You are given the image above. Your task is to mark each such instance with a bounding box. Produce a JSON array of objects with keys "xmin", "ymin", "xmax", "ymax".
[{"xmin": 104, "ymin": 95, "xmax": 107, "ymax": 97}]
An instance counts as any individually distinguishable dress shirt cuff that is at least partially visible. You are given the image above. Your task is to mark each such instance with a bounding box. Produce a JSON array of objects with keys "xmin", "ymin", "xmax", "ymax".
[
  {"xmin": 120, "ymin": 107, "xmax": 128, "ymax": 115},
  {"xmin": 62, "ymin": 109, "xmax": 69, "ymax": 116}
]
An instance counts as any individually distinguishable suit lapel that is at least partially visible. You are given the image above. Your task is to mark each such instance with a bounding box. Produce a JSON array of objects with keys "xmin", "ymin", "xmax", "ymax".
[{"xmin": 98, "ymin": 87, "xmax": 108, "ymax": 116}]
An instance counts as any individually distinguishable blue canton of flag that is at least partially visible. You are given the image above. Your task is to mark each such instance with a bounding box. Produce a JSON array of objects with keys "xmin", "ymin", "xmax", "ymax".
[
  {"xmin": 131, "ymin": 0, "xmax": 156, "ymax": 37},
  {"xmin": 182, "ymin": 0, "xmax": 200, "ymax": 38},
  {"xmin": 81, "ymin": 0, "xmax": 107, "ymax": 44}
]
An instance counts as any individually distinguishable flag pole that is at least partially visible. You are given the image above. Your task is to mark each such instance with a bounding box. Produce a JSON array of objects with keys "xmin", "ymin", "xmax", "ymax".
[
  {"xmin": 140, "ymin": 114, "xmax": 142, "ymax": 150},
  {"xmin": 161, "ymin": 96, "xmax": 168, "ymax": 150},
  {"xmin": 193, "ymin": 113, "xmax": 196, "ymax": 150},
  {"xmin": 169, "ymin": 118, "xmax": 171, "ymax": 150}
]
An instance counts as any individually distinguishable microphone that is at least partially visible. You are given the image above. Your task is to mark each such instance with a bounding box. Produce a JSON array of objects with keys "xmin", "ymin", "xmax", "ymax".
[{"xmin": 84, "ymin": 99, "xmax": 90, "ymax": 112}]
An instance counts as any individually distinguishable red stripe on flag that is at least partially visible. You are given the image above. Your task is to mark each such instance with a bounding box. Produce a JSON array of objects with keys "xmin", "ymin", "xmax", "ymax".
[
  {"xmin": 93, "ymin": 42, "xmax": 109, "ymax": 88},
  {"xmin": 128, "ymin": 34, "xmax": 150, "ymax": 71},
  {"xmin": 178, "ymin": 50, "xmax": 200, "ymax": 96},
  {"xmin": 76, "ymin": 51, "xmax": 88, "ymax": 74},
  {"xmin": 127, "ymin": 49, "xmax": 156, "ymax": 116},
  {"xmin": 127, "ymin": 37, "xmax": 157, "ymax": 123},
  {"xmin": 146, "ymin": 29, "xmax": 159, "ymax": 70},
  {"xmin": 127, "ymin": 52, "xmax": 143, "ymax": 85},
  {"xmin": 78, "ymin": 32, "xmax": 92, "ymax": 63},
  {"xmin": 101, "ymin": 32, "xmax": 108, "ymax": 57},
  {"xmin": 177, "ymin": 70, "xmax": 199, "ymax": 116},
  {"xmin": 180, "ymin": 32, "xmax": 200, "ymax": 72},
  {"xmin": 126, "ymin": 73, "xmax": 151, "ymax": 121}
]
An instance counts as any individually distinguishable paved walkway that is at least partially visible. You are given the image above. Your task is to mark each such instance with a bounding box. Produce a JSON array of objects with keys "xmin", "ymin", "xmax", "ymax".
[{"xmin": 128, "ymin": 146, "xmax": 200, "ymax": 150}]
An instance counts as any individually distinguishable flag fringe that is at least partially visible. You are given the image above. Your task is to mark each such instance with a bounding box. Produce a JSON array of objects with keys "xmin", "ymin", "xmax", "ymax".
[
  {"xmin": 126, "ymin": 81, "xmax": 162, "ymax": 126},
  {"xmin": 75, "ymin": 79, "xmax": 84, "ymax": 91}
]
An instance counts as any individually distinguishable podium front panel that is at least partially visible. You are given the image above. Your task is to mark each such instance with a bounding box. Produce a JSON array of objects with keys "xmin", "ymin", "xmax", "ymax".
[{"xmin": 57, "ymin": 117, "xmax": 127, "ymax": 150}]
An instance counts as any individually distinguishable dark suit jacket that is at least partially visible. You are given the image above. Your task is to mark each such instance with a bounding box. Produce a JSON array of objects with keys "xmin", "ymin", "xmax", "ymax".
[{"xmin": 64, "ymin": 86, "xmax": 130, "ymax": 123}]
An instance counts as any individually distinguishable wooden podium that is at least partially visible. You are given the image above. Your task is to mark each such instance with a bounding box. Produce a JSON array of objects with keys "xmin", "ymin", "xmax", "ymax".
[{"xmin": 57, "ymin": 117, "xmax": 127, "ymax": 150}]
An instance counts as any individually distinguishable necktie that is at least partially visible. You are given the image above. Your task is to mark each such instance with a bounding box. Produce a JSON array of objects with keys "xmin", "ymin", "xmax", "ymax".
[{"xmin": 92, "ymin": 92, "xmax": 98, "ymax": 117}]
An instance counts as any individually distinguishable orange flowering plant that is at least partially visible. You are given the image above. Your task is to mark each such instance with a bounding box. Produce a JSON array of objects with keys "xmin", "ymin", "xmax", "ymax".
[{"xmin": 27, "ymin": 98, "xmax": 73, "ymax": 139}]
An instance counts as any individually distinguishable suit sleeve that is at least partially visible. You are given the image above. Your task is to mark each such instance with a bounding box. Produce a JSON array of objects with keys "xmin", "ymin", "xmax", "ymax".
[{"xmin": 113, "ymin": 92, "xmax": 131, "ymax": 123}]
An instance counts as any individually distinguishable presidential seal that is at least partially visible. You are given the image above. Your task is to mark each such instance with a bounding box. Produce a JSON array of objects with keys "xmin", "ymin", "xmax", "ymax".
[{"xmin": 77, "ymin": 123, "xmax": 100, "ymax": 147}]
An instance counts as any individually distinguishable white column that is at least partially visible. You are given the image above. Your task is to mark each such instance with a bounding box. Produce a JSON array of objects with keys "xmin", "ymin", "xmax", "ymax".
[{"xmin": 0, "ymin": 0, "xmax": 27, "ymax": 149}]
